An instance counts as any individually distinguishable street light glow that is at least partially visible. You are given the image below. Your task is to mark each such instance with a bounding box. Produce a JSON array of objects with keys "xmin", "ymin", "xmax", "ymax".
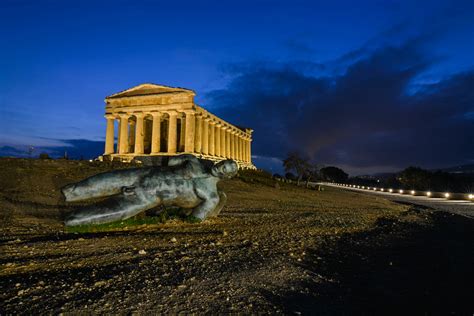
[
  {"xmin": 445, "ymin": 193, "xmax": 450, "ymax": 198},
  {"xmin": 469, "ymin": 194, "xmax": 474, "ymax": 199},
  {"xmin": 389, "ymin": 189, "xmax": 393, "ymax": 193},
  {"xmin": 381, "ymin": 188, "xmax": 384, "ymax": 191},
  {"xmin": 399, "ymin": 189, "xmax": 404, "ymax": 194},
  {"xmin": 427, "ymin": 191, "xmax": 431, "ymax": 196},
  {"xmin": 411, "ymin": 190, "xmax": 415, "ymax": 195}
]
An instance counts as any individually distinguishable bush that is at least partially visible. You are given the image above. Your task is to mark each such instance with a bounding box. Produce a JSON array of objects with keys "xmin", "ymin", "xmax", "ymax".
[{"xmin": 39, "ymin": 153, "xmax": 51, "ymax": 159}]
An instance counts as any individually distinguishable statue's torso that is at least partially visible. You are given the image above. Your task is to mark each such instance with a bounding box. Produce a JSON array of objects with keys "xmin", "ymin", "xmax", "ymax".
[{"xmin": 137, "ymin": 164, "xmax": 218, "ymax": 208}]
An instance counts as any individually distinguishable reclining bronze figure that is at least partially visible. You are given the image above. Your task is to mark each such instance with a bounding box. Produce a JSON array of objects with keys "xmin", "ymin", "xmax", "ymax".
[{"xmin": 62, "ymin": 155, "xmax": 238, "ymax": 226}]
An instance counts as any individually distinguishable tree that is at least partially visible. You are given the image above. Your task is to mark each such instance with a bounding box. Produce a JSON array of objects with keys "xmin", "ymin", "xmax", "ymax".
[
  {"xmin": 320, "ymin": 166, "xmax": 348, "ymax": 183},
  {"xmin": 283, "ymin": 152, "xmax": 311, "ymax": 185},
  {"xmin": 304, "ymin": 163, "xmax": 320, "ymax": 187},
  {"xmin": 398, "ymin": 166, "xmax": 431, "ymax": 190}
]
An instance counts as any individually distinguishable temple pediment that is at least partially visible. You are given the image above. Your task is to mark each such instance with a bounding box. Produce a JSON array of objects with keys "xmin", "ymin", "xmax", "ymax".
[{"xmin": 106, "ymin": 83, "xmax": 195, "ymax": 99}]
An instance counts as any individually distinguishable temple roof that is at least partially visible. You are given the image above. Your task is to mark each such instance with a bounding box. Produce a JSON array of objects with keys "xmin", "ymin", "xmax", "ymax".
[{"xmin": 106, "ymin": 83, "xmax": 195, "ymax": 99}]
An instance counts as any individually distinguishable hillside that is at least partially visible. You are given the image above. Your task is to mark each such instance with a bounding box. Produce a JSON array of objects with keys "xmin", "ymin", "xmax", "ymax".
[{"xmin": 0, "ymin": 158, "xmax": 472, "ymax": 314}]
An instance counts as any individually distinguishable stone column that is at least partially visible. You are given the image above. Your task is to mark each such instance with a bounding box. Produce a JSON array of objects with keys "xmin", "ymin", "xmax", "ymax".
[
  {"xmin": 128, "ymin": 120, "xmax": 136, "ymax": 153},
  {"xmin": 244, "ymin": 138, "xmax": 249, "ymax": 162},
  {"xmin": 194, "ymin": 114, "xmax": 202, "ymax": 153},
  {"xmin": 117, "ymin": 120, "xmax": 121, "ymax": 153},
  {"xmin": 239, "ymin": 135, "xmax": 243, "ymax": 161},
  {"xmin": 151, "ymin": 112, "xmax": 162, "ymax": 153},
  {"xmin": 220, "ymin": 126, "xmax": 227, "ymax": 158},
  {"xmin": 229, "ymin": 130, "xmax": 235, "ymax": 159},
  {"xmin": 104, "ymin": 115, "xmax": 115, "ymax": 154},
  {"xmin": 184, "ymin": 111, "xmax": 195, "ymax": 153},
  {"xmin": 233, "ymin": 131, "xmax": 239, "ymax": 160},
  {"xmin": 118, "ymin": 114, "xmax": 129, "ymax": 154},
  {"xmin": 225, "ymin": 129, "xmax": 231, "ymax": 158},
  {"xmin": 234, "ymin": 134, "xmax": 239, "ymax": 160},
  {"xmin": 134, "ymin": 113, "xmax": 144, "ymax": 154},
  {"xmin": 215, "ymin": 123, "xmax": 221, "ymax": 157},
  {"xmin": 208, "ymin": 121, "xmax": 215, "ymax": 156},
  {"xmin": 201, "ymin": 118, "xmax": 209, "ymax": 155},
  {"xmin": 242, "ymin": 137, "xmax": 246, "ymax": 162},
  {"xmin": 242, "ymin": 137, "xmax": 247, "ymax": 162},
  {"xmin": 248, "ymin": 138, "xmax": 252, "ymax": 162},
  {"xmin": 167, "ymin": 111, "xmax": 178, "ymax": 154},
  {"xmin": 179, "ymin": 116, "xmax": 185, "ymax": 152}
]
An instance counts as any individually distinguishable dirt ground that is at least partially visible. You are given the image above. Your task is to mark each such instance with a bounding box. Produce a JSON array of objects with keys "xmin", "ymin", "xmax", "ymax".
[{"xmin": 1, "ymin": 158, "xmax": 473, "ymax": 314}]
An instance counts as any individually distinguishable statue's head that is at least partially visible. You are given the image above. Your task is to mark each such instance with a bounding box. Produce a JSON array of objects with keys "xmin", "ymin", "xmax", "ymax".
[{"xmin": 212, "ymin": 160, "xmax": 238, "ymax": 179}]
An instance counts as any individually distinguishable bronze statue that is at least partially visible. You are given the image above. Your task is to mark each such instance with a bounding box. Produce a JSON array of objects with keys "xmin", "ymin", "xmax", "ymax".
[{"xmin": 62, "ymin": 155, "xmax": 238, "ymax": 226}]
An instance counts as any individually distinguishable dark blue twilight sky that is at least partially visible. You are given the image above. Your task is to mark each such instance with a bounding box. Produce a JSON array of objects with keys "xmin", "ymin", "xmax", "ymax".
[{"xmin": 0, "ymin": 0, "xmax": 473, "ymax": 175}]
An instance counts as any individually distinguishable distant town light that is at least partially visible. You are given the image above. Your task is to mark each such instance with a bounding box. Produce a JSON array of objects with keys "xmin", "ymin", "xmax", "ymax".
[
  {"xmin": 445, "ymin": 193, "xmax": 450, "ymax": 198},
  {"xmin": 399, "ymin": 189, "xmax": 404, "ymax": 194},
  {"xmin": 411, "ymin": 190, "xmax": 415, "ymax": 195},
  {"xmin": 373, "ymin": 187, "xmax": 377, "ymax": 190},
  {"xmin": 389, "ymin": 189, "xmax": 393, "ymax": 193},
  {"xmin": 381, "ymin": 188, "xmax": 384, "ymax": 191},
  {"xmin": 89, "ymin": 159, "xmax": 93, "ymax": 162},
  {"xmin": 468, "ymin": 194, "xmax": 474, "ymax": 199},
  {"xmin": 427, "ymin": 191, "xmax": 432, "ymax": 197}
]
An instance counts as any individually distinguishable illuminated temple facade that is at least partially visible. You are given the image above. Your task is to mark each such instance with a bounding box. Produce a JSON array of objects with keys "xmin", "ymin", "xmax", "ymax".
[{"xmin": 101, "ymin": 83, "xmax": 254, "ymax": 169}]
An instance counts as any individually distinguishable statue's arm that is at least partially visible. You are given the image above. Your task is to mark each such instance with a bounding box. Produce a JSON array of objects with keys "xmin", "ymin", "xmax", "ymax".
[
  {"xmin": 168, "ymin": 154, "xmax": 200, "ymax": 167},
  {"xmin": 207, "ymin": 191, "xmax": 227, "ymax": 218},
  {"xmin": 191, "ymin": 184, "xmax": 220, "ymax": 220}
]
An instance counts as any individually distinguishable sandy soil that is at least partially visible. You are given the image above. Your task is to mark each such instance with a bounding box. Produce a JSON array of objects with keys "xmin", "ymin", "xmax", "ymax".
[{"xmin": 1, "ymin": 158, "xmax": 473, "ymax": 314}]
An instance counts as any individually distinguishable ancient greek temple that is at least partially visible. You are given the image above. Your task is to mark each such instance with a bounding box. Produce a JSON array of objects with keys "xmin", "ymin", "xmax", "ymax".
[{"xmin": 101, "ymin": 83, "xmax": 254, "ymax": 169}]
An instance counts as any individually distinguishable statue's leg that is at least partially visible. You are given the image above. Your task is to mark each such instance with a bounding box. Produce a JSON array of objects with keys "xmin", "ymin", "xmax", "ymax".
[
  {"xmin": 62, "ymin": 169, "xmax": 144, "ymax": 202},
  {"xmin": 207, "ymin": 191, "xmax": 227, "ymax": 218},
  {"xmin": 191, "ymin": 194, "xmax": 219, "ymax": 221},
  {"xmin": 65, "ymin": 188, "xmax": 160, "ymax": 226}
]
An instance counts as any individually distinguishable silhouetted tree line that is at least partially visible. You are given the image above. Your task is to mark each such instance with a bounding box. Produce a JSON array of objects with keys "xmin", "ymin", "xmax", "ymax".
[
  {"xmin": 279, "ymin": 152, "xmax": 348, "ymax": 185},
  {"xmin": 350, "ymin": 166, "xmax": 474, "ymax": 193},
  {"xmin": 279, "ymin": 152, "xmax": 473, "ymax": 193}
]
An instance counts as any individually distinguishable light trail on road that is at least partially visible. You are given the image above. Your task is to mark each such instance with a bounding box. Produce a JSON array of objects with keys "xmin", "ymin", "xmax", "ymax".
[{"xmin": 320, "ymin": 183, "xmax": 474, "ymax": 219}]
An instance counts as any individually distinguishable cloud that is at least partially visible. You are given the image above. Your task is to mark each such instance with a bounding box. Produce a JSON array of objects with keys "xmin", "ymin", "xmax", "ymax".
[{"xmin": 206, "ymin": 38, "xmax": 474, "ymax": 175}]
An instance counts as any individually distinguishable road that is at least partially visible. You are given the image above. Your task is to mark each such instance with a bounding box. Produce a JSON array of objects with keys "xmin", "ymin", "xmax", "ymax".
[{"xmin": 320, "ymin": 183, "xmax": 474, "ymax": 219}]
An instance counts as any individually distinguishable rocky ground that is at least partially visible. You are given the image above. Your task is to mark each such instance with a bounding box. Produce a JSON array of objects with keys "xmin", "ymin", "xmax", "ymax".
[{"xmin": 1, "ymin": 158, "xmax": 473, "ymax": 314}]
